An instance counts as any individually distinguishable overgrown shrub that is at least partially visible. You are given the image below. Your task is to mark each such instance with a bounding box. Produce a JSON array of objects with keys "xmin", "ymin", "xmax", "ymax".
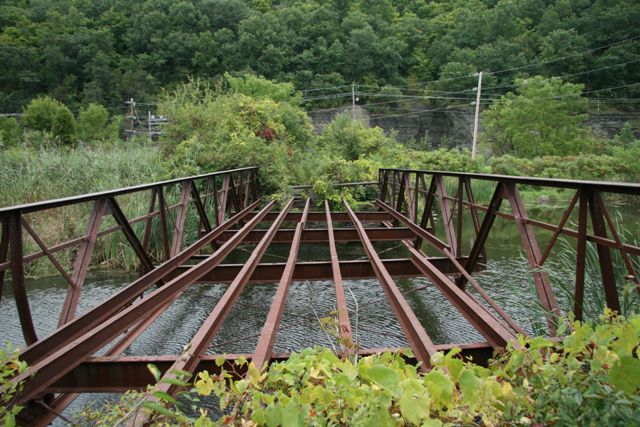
[
  {"xmin": 159, "ymin": 76, "xmax": 313, "ymax": 195},
  {"xmin": 77, "ymin": 103, "xmax": 121, "ymax": 142},
  {"xmin": 22, "ymin": 96, "xmax": 76, "ymax": 144},
  {"xmin": 0, "ymin": 116, "xmax": 21, "ymax": 148}
]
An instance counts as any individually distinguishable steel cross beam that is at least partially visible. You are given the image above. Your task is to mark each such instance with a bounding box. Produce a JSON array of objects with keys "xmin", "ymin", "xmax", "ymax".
[
  {"xmin": 343, "ymin": 198, "xmax": 437, "ymax": 369},
  {"xmin": 252, "ymin": 199, "xmax": 310, "ymax": 369},
  {"xmin": 137, "ymin": 199, "xmax": 295, "ymax": 422},
  {"xmin": 375, "ymin": 199, "xmax": 525, "ymax": 339},
  {"xmin": 18, "ymin": 200, "xmax": 261, "ymax": 367},
  {"xmin": 9, "ymin": 201, "xmax": 268, "ymax": 406}
]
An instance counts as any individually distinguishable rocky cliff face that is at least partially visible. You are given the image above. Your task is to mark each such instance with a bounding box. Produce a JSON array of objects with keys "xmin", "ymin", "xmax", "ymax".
[{"xmin": 308, "ymin": 105, "xmax": 639, "ymax": 149}]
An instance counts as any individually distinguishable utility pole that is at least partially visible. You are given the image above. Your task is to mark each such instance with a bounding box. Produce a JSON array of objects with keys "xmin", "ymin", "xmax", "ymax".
[
  {"xmin": 351, "ymin": 82, "xmax": 356, "ymax": 120},
  {"xmin": 148, "ymin": 110, "xmax": 152, "ymax": 138},
  {"xmin": 471, "ymin": 71, "xmax": 483, "ymax": 159}
]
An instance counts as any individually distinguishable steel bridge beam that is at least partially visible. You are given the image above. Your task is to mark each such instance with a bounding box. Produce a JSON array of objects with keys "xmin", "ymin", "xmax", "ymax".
[
  {"xmin": 178, "ymin": 257, "xmax": 481, "ymax": 283},
  {"xmin": 47, "ymin": 343, "xmax": 495, "ymax": 393}
]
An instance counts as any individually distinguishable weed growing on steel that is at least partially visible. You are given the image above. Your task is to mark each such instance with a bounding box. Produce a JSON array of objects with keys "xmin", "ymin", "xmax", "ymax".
[
  {"xmin": 0, "ymin": 342, "xmax": 28, "ymax": 426},
  {"xmin": 79, "ymin": 311, "xmax": 640, "ymax": 426}
]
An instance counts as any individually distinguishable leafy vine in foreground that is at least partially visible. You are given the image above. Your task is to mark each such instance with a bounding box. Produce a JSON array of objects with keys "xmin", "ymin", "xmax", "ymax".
[{"xmin": 81, "ymin": 311, "xmax": 639, "ymax": 426}]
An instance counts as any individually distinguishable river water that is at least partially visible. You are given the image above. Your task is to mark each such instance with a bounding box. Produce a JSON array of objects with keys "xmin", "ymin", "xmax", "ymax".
[{"xmin": 1, "ymin": 199, "xmax": 637, "ymax": 423}]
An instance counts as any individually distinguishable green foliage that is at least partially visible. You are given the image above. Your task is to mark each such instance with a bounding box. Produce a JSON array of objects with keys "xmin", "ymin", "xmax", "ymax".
[
  {"xmin": 86, "ymin": 312, "xmax": 640, "ymax": 426},
  {"xmin": 159, "ymin": 76, "xmax": 313, "ymax": 195},
  {"xmin": 490, "ymin": 154, "xmax": 630, "ymax": 181},
  {"xmin": 1, "ymin": 342, "xmax": 28, "ymax": 426},
  {"xmin": 77, "ymin": 103, "xmax": 121, "ymax": 142},
  {"xmin": 0, "ymin": 117, "xmax": 21, "ymax": 148},
  {"xmin": 1, "ymin": 0, "xmax": 639, "ymax": 112},
  {"xmin": 318, "ymin": 114, "xmax": 404, "ymax": 161},
  {"xmin": 483, "ymin": 76, "xmax": 591, "ymax": 158},
  {"xmin": 22, "ymin": 97, "xmax": 76, "ymax": 145}
]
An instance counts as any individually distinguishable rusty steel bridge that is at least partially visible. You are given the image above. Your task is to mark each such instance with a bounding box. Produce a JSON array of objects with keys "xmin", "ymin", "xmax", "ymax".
[{"xmin": 1, "ymin": 166, "xmax": 639, "ymax": 425}]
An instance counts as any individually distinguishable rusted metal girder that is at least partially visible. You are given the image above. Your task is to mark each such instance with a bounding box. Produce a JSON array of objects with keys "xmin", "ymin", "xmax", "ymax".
[
  {"xmin": 9, "ymin": 201, "xmax": 267, "ymax": 407},
  {"xmin": 252, "ymin": 199, "xmax": 310, "ymax": 370},
  {"xmin": 376, "ymin": 199, "xmax": 526, "ymax": 338},
  {"xmin": 252, "ymin": 211, "xmax": 393, "ymax": 223},
  {"xmin": 18, "ymin": 200, "xmax": 260, "ymax": 367},
  {"xmin": 344, "ymin": 199, "xmax": 437, "ymax": 369},
  {"xmin": 138, "ymin": 199, "xmax": 295, "ymax": 420},
  {"xmin": 180, "ymin": 257, "xmax": 482, "ymax": 283},
  {"xmin": 325, "ymin": 199, "xmax": 353, "ymax": 344},
  {"xmin": 47, "ymin": 342, "xmax": 494, "ymax": 393},
  {"xmin": 215, "ymin": 227, "xmax": 414, "ymax": 243}
]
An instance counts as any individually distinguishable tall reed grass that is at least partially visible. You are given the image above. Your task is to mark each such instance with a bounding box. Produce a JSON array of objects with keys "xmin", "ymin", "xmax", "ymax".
[{"xmin": 0, "ymin": 140, "xmax": 168, "ymax": 276}]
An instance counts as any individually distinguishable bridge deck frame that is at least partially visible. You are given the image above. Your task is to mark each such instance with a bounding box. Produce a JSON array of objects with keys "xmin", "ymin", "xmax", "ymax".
[{"xmin": 1, "ymin": 166, "xmax": 638, "ymax": 425}]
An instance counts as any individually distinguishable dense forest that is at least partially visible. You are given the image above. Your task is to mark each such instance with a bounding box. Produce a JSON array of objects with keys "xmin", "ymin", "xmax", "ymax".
[{"xmin": 1, "ymin": 0, "xmax": 639, "ymax": 112}]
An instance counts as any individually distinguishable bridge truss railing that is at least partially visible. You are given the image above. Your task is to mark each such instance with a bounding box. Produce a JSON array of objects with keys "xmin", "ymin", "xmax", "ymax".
[
  {"xmin": 379, "ymin": 168, "xmax": 640, "ymax": 333},
  {"xmin": 0, "ymin": 166, "xmax": 259, "ymax": 345}
]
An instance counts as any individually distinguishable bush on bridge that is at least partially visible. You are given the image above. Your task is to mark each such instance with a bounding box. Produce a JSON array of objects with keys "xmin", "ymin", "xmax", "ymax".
[{"xmin": 158, "ymin": 76, "xmax": 313, "ymax": 197}]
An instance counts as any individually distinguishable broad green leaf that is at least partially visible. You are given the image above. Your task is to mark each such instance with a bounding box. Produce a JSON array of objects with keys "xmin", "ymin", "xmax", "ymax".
[
  {"xmin": 367, "ymin": 365, "xmax": 402, "ymax": 396},
  {"xmin": 141, "ymin": 401, "xmax": 174, "ymax": 418},
  {"xmin": 281, "ymin": 401, "xmax": 302, "ymax": 427},
  {"xmin": 147, "ymin": 363, "xmax": 161, "ymax": 382},
  {"xmin": 195, "ymin": 371, "xmax": 214, "ymax": 396},
  {"xmin": 152, "ymin": 391, "xmax": 177, "ymax": 405},
  {"xmin": 459, "ymin": 369, "xmax": 480, "ymax": 406},
  {"xmin": 399, "ymin": 393, "xmax": 430, "ymax": 425},
  {"xmin": 424, "ymin": 370, "xmax": 453, "ymax": 402},
  {"xmin": 609, "ymin": 356, "xmax": 640, "ymax": 393},
  {"xmin": 235, "ymin": 379, "xmax": 248, "ymax": 394}
]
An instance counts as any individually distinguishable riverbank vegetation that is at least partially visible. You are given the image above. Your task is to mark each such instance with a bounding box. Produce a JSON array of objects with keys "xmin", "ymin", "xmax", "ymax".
[{"xmin": 1, "ymin": 73, "xmax": 639, "ymax": 276}]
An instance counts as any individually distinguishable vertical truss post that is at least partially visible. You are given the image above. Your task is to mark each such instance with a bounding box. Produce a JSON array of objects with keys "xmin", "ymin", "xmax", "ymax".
[
  {"xmin": 575, "ymin": 190, "xmax": 588, "ymax": 321},
  {"xmin": 458, "ymin": 182, "xmax": 503, "ymax": 288},
  {"xmin": 218, "ymin": 174, "xmax": 230, "ymax": 225},
  {"xmin": 434, "ymin": 175, "xmax": 457, "ymax": 256},
  {"xmin": 250, "ymin": 168, "xmax": 259, "ymax": 203},
  {"xmin": 108, "ymin": 197, "xmax": 155, "ymax": 275},
  {"xmin": 395, "ymin": 171, "xmax": 406, "ymax": 220},
  {"xmin": 588, "ymin": 191, "xmax": 621, "ymax": 312},
  {"xmin": 503, "ymin": 183, "xmax": 559, "ymax": 334},
  {"xmin": 59, "ymin": 198, "xmax": 108, "ymax": 326},
  {"xmin": 344, "ymin": 199, "xmax": 436, "ymax": 369},
  {"xmin": 190, "ymin": 182, "xmax": 213, "ymax": 235},
  {"xmin": 415, "ymin": 175, "xmax": 437, "ymax": 249},
  {"xmin": 141, "ymin": 188, "xmax": 157, "ymax": 254},
  {"xmin": 8, "ymin": 213, "xmax": 38, "ymax": 344},
  {"xmin": 379, "ymin": 170, "xmax": 388, "ymax": 203},
  {"xmin": 325, "ymin": 199, "xmax": 353, "ymax": 345},
  {"xmin": 157, "ymin": 186, "xmax": 171, "ymax": 261},
  {"xmin": 455, "ymin": 177, "xmax": 464, "ymax": 257},
  {"xmin": 252, "ymin": 199, "xmax": 310, "ymax": 369},
  {"xmin": 170, "ymin": 180, "xmax": 192, "ymax": 257},
  {"xmin": 212, "ymin": 176, "xmax": 220, "ymax": 227},
  {"xmin": 404, "ymin": 172, "xmax": 415, "ymax": 222},
  {"xmin": 0, "ymin": 218, "xmax": 9, "ymax": 301}
]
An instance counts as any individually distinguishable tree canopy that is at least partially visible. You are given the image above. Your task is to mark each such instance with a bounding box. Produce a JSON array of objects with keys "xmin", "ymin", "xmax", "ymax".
[{"xmin": 1, "ymin": 0, "xmax": 639, "ymax": 112}]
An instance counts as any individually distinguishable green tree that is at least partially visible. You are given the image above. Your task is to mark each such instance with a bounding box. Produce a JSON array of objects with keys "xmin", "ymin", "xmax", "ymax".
[
  {"xmin": 483, "ymin": 76, "xmax": 590, "ymax": 158},
  {"xmin": 22, "ymin": 96, "xmax": 76, "ymax": 144},
  {"xmin": 77, "ymin": 103, "xmax": 121, "ymax": 142},
  {"xmin": 0, "ymin": 116, "xmax": 21, "ymax": 148}
]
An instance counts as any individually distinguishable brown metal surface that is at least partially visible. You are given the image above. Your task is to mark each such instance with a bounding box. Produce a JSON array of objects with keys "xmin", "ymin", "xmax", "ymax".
[
  {"xmin": 325, "ymin": 199, "xmax": 353, "ymax": 344},
  {"xmin": 344, "ymin": 199, "xmax": 437, "ymax": 369},
  {"xmin": 4, "ymin": 166, "xmax": 639, "ymax": 425},
  {"xmin": 252, "ymin": 199, "xmax": 310, "ymax": 369}
]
